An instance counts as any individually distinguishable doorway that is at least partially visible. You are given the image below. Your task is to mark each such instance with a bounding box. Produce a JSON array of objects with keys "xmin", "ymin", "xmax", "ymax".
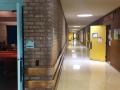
[
  {"xmin": 0, "ymin": 3, "xmax": 24, "ymax": 90},
  {"xmin": 73, "ymin": 33, "xmax": 77, "ymax": 40},
  {"xmin": 106, "ymin": 25, "xmax": 111, "ymax": 64},
  {"xmin": 0, "ymin": 11, "xmax": 17, "ymax": 90}
]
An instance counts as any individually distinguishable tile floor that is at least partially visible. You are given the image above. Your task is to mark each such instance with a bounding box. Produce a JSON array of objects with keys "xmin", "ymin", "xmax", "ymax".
[{"xmin": 57, "ymin": 40, "xmax": 120, "ymax": 90}]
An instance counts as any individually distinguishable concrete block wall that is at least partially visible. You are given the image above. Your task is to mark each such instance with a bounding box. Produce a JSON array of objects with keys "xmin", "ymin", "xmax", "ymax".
[{"xmin": 23, "ymin": 0, "xmax": 68, "ymax": 90}]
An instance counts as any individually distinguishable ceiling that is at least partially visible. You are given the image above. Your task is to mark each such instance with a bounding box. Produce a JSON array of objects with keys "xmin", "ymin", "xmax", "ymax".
[{"xmin": 60, "ymin": 0, "xmax": 120, "ymax": 33}]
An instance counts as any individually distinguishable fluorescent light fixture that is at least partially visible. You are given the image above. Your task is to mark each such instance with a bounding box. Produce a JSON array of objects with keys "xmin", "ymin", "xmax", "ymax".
[
  {"xmin": 73, "ymin": 65, "xmax": 80, "ymax": 70},
  {"xmin": 73, "ymin": 26, "xmax": 80, "ymax": 27},
  {"xmin": 77, "ymin": 14, "xmax": 93, "ymax": 17},
  {"xmin": 72, "ymin": 29, "xmax": 77, "ymax": 30},
  {"xmin": 72, "ymin": 50, "xmax": 75, "ymax": 52}
]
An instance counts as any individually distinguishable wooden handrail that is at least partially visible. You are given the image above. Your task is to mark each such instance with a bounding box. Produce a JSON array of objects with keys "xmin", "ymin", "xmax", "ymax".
[
  {"xmin": 25, "ymin": 43, "xmax": 67, "ymax": 76},
  {"xmin": 25, "ymin": 43, "xmax": 67, "ymax": 89}
]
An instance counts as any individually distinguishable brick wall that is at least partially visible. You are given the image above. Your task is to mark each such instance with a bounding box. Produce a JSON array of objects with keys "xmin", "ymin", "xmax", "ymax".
[
  {"xmin": 52, "ymin": 0, "xmax": 67, "ymax": 66},
  {"xmin": 23, "ymin": 0, "xmax": 53, "ymax": 90},
  {"xmin": 23, "ymin": 0, "xmax": 68, "ymax": 90}
]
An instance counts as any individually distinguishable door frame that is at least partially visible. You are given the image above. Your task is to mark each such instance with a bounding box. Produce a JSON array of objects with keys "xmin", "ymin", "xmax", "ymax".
[
  {"xmin": 16, "ymin": 3, "xmax": 24, "ymax": 90},
  {"xmin": 0, "ymin": 3, "xmax": 24, "ymax": 90},
  {"xmin": 106, "ymin": 25, "xmax": 111, "ymax": 63}
]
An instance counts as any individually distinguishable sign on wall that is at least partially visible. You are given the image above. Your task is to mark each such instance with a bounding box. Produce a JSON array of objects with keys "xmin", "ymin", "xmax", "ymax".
[
  {"xmin": 103, "ymin": 13, "xmax": 114, "ymax": 25},
  {"xmin": 114, "ymin": 29, "xmax": 118, "ymax": 40},
  {"xmin": 26, "ymin": 40, "xmax": 34, "ymax": 48}
]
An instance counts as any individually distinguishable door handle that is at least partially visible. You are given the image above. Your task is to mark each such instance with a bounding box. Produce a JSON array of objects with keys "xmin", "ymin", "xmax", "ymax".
[
  {"xmin": 20, "ymin": 60, "xmax": 23, "ymax": 82},
  {"xmin": 90, "ymin": 41, "xmax": 92, "ymax": 49},
  {"xmin": 18, "ymin": 58, "xmax": 23, "ymax": 60}
]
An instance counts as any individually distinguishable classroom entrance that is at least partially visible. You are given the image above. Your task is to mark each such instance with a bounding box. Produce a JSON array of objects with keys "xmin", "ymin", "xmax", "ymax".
[{"xmin": 0, "ymin": 3, "xmax": 23, "ymax": 90}]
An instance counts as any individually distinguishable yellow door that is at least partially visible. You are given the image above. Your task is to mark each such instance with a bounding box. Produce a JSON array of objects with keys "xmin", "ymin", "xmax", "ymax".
[
  {"xmin": 68, "ymin": 33, "xmax": 73, "ymax": 41},
  {"xmin": 90, "ymin": 26, "xmax": 106, "ymax": 62}
]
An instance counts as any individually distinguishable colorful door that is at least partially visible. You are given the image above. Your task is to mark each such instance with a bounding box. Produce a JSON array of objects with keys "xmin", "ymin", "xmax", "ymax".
[
  {"xmin": 68, "ymin": 33, "xmax": 73, "ymax": 41},
  {"xmin": 17, "ymin": 3, "xmax": 24, "ymax": 90},
  {"xmin": 90, "ymin": 26, "xmax": 106, "ymax": 61}
]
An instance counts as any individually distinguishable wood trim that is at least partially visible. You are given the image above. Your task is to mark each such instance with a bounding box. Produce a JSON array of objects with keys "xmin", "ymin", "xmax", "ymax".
[
  {"xmin": 53, "ymin": 44, "xmax": 66, "ymax": 76},
  {"xmin": 0, "ymin": 17, "xmax": 16, "ymax": 22},
  {"xmin": 25, "ymin": 81, "xmax": 54, "ymax": 88},
  {"xmin": 25, "ymin": 55, "xmax": 64, "ymax": 89},
  {"xmin": 25, "ymin": 43, "xmax": 67, "ymax": 89},
  {"xmin": 25, "ymin": 68, "xmax": 53, "ymax": 76},
  {"xmin": 25, "ymin": 43, "xmax": 67, "ymax": 76},
  {"xmin": 53, "ymin": 64, "xmax": 63, "ymax": 90}
]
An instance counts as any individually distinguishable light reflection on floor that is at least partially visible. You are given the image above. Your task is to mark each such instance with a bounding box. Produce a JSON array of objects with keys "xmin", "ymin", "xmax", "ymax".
[{"xmin": 57, "ymin": 40, "xmax": 120, "ymax": 90}]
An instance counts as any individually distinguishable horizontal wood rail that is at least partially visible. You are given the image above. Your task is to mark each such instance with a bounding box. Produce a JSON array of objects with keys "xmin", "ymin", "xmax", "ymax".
[
  {"xmin": 25, "ymin": 81, "xmax": 54, "ymax": 88},
  {"xmin": 25, "ymin": 43, "xmax": 67, "ymax": 89},
  {"xmin": 25, "ymin": 68, "xmax": 53, "ymax": 76}
]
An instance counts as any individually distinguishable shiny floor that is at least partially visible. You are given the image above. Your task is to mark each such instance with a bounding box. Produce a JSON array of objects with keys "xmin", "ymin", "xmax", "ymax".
[{"xmin": 57, "ymin": 40, "xmax": 120, "ymax": 90}]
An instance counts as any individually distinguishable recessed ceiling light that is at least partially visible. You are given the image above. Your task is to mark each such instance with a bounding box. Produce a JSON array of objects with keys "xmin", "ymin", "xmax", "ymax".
[
  {"xmin": 73, "ymin": 26, "xmax": 80, "ymax": 27},
  {"xmin": 72, "ymin": 29, "xmax": 77, "ymax": 30},
  {"xmin": 77, "ymin": 14, "xmax": 93, "ymax": 17}
]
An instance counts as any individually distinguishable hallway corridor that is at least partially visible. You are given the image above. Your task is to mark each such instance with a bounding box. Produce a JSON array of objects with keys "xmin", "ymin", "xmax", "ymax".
[{"xmin": 57, "ymin": 41, "xmax": 120, "ymax": 90}]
